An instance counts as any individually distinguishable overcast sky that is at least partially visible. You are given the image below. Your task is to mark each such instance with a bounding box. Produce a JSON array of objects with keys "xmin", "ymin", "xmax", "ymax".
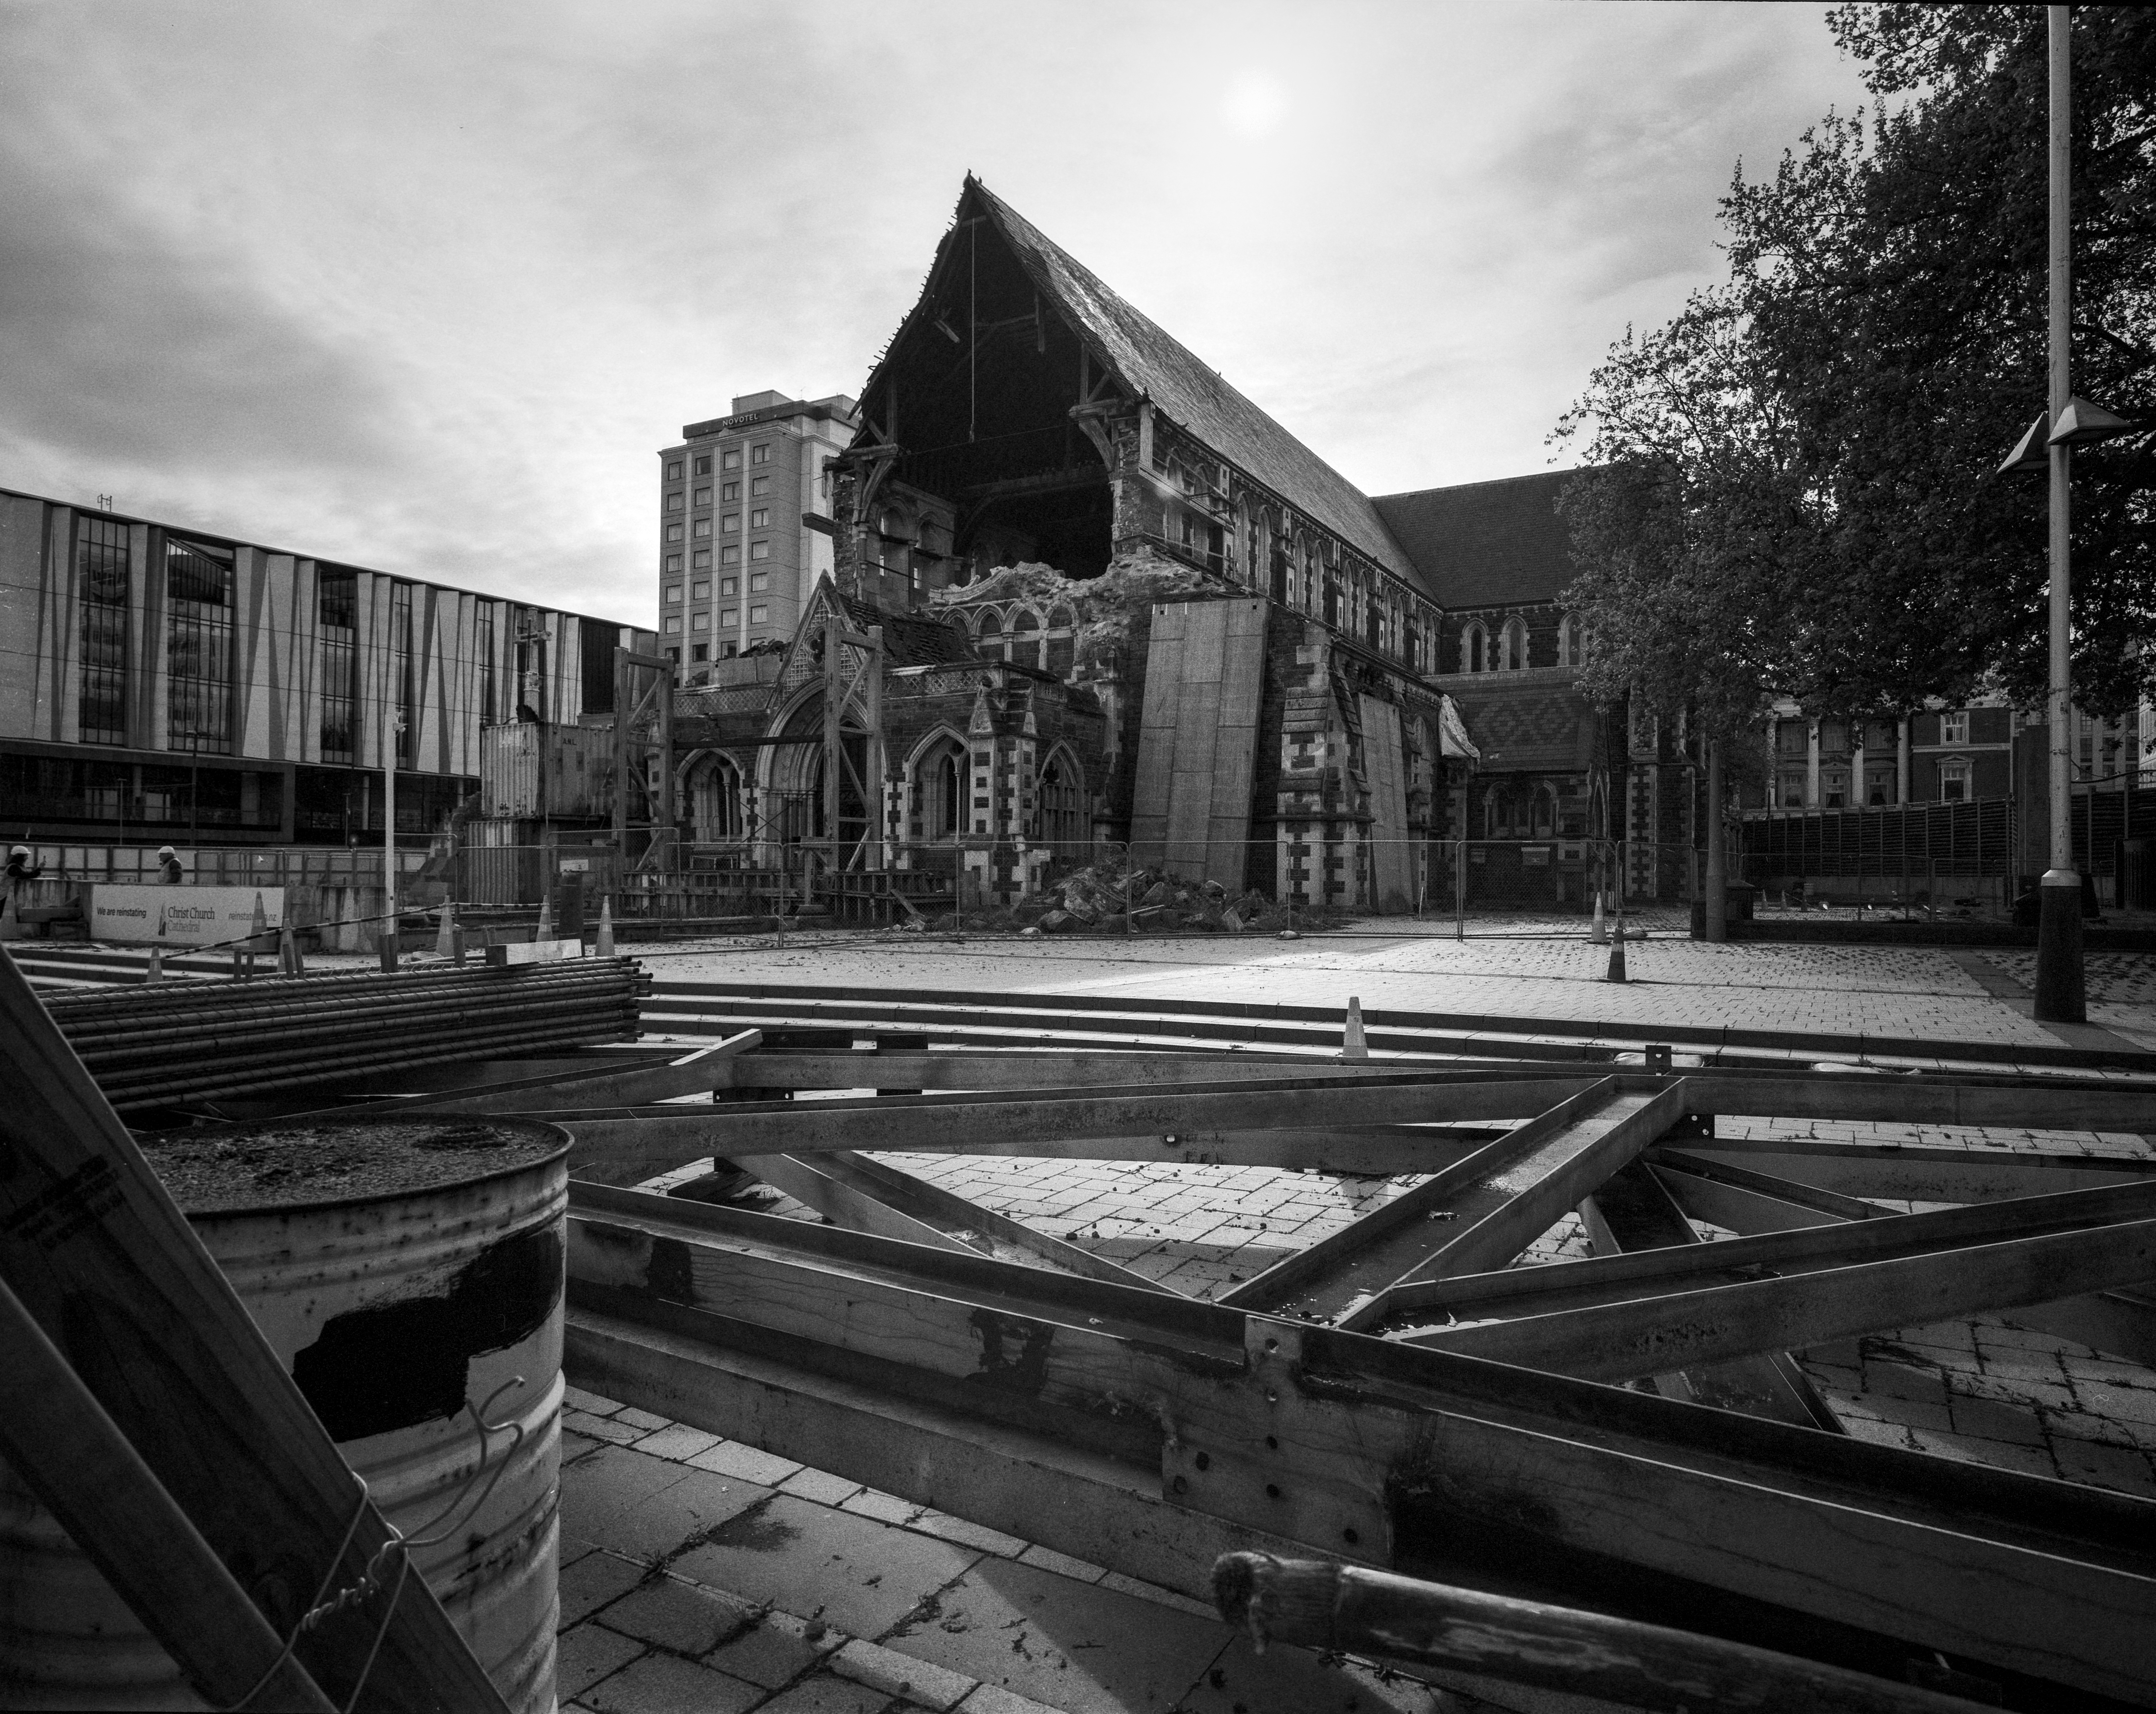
[{"xmin": 0, "ymin": 2, "xmax": 1869, "ymax": 624}]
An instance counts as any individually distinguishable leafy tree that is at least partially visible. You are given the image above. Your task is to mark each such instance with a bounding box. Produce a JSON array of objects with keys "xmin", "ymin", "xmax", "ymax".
[{"xmin": 1557, "ymin": 4, "xmax": 2156, "ymax": 726}]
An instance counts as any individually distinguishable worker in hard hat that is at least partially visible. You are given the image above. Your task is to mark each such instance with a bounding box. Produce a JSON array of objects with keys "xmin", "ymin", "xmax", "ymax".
[
  {"xmin": 2, "ymin": 845, "xmax": 39, "ymax": 939},
  {"xmin": 156, "ymin": 844, "xmax": 185, "ymax": 884}
]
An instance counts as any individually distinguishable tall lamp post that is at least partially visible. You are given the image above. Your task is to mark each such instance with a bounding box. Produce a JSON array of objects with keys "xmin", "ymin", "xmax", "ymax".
[{"xmin": 2000, "ymin": 8, "xmax": 2132, "ymax": 1020}]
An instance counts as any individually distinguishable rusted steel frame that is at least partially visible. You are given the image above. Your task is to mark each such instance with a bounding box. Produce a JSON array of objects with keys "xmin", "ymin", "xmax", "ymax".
[
  {"xmin": 1647, "ymin": 1145, "xmax": 1887, "ymax": 1222},
  {"xmin": 1577, "ymin": 1159, "xmax": 1841, "ymax": 1431},
  {"xmin": 1209, "ymin": 1553, "xmax": 1981, "ymax": 1714},
  {"xmin": 562, "ymin": 1187, "xmax": 2156, "ymax": 1700},
  {"xmin": 1219, "ymin": 1080, "xmax": 1623, "ymax": 1317},
  {"xmin": 0, "ymin": 939, "xmax": 509, "ymax": 1711},
  {"xmin": 1368, "ymin": 1174, "xmax": 2156, "ymax": 1330}
]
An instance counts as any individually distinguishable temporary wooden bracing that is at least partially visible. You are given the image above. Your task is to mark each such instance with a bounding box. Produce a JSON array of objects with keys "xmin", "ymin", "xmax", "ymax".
[{"xmin": 533, "ymin": 1012, "xmax": 2156, "ymax": 1712}]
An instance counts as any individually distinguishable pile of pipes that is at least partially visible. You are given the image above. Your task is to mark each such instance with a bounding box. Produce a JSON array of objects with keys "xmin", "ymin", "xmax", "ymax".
[{"xmin": 44, "ymin": 959, "xmax": 649, "ymax": 1111}]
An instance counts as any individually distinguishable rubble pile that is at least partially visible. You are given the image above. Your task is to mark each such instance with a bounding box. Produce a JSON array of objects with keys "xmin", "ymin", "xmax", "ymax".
[
  {"xmin": 938, "ymin": 853, "xmax": 1343, "ymax": 935},
  {"xmin": 928, "ymin": 546, "xmax": 1215, "ymax": 674}
]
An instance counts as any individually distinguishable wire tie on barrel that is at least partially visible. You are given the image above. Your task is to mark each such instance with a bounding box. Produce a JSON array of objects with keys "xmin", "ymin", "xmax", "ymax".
[{"xmin": 224, "ymin": 1376, "xmax": 526, "ymax": 1711}]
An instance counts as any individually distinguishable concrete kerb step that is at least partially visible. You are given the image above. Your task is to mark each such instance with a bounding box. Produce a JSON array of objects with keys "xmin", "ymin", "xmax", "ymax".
[{"xmin": 645, "ymin": 982, "xmax": 2156, "ymax": 1079}]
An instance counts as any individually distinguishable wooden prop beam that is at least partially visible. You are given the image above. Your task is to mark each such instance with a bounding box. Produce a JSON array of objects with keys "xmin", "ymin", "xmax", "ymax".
[
  {"xmin": 1579, "ymin": 1159, "xmax": 1839, "ymax": 1430},
  {"xmin": 1372, "ymin": 1175, "xmax": 2156, "ymax": 1331},
  {"xmin": 1222, "ymin": 1080, "xmax": 1628, "ymax": 1320},
  {"xmin": 1401, "ymin": 1216, "xmax": 2156, "ymax": 1378},
  {"xmin": 705, "ymin": 1050, "xmax": 1571, "ymax": 1091},
  {"xmin": 0, "ymin": 947, "xmax": 508, "ymax": 1712},
  {"xmin": 1660, "ymin": 1137, "xmax": 2156, "ymax": 1204},
  {"xmin": 0, "ymin": 1273, "xmax": 338, "ymax": 1713},
  {"xmin": 1332, "ymin": 1082, "xmax": 1689, "ymax": 1330},
  {"xmin": 561, "ymin": 1075, "xmax": 1595, "ymax": 1174},
  {"xmin": 562, "ymin": 1184, "xmax": 2156, "ymax": 1701},
  {"xmin": 1210, "ymin": 1554, "xmax": 1983, "ymax": 1714},
  {"xmin": 1655, "ymin": 1154, "xmax": 2156, "ymax": 1370}
]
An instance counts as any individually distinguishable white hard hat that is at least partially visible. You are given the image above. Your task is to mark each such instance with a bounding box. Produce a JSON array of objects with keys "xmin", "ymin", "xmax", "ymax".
[
  {"xmin": 9, "ymin": 846, "xmax": 27, "ymax": 858},
  {"xmin": 157, "ymin": 845, "xmax": 177, "ymax": 857}
]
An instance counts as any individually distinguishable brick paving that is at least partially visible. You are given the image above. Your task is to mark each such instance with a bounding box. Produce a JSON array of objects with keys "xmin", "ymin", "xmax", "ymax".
[
  {"xmin": 639, "ymin": 926, "xmax": 2081, "ymax": 1044},
  {"xmin": 554, "ymin": 1390, "xmax": 1443, "ymax": 1714}
]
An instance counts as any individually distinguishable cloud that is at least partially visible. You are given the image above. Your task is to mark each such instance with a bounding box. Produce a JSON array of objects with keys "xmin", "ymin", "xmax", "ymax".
[{"xmin": 0, "ymin": 0, "xmax": 1871, "ymax": 618}]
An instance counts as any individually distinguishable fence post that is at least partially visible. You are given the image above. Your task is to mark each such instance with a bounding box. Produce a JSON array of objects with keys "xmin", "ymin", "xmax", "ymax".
[{"xmin": 1455, "ymin": 840, "xmax": 1466, "ymax": 941}]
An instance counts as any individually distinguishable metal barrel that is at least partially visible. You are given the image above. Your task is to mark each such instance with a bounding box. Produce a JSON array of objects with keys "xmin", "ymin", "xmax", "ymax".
[{"xmin": 0, "ymin": 1119, "xmax": 569, "ymax": 1712}]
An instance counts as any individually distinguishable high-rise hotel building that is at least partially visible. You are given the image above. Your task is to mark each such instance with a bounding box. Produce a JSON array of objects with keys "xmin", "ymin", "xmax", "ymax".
[{"xmin": 656, "ymin": 390, "xmax": 860, "ymax": 669}]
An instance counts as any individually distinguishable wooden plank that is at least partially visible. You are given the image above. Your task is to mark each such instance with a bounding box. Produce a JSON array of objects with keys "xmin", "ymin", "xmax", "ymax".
[
  {"xmin": 1579, "ymin": 1160, "xmax": 1841, "ymax": 1431},
  {"xmin": 561, "ymin": 1076, "xmax": 1596, "ymax": 1174},
  {"xmin": 1686, "ymin": 1075, "xmax": 2156, "ymax": 1132},
  {"xmin": 0, "ymin": 938, "xmax": 508, "ymax": 1712},
  {"xmin": 810, "ymin": 1149, "xmax": 1171, "ymax": 1291},
  {"xmin": 564, "ymin": 1199, "xmax": 2156, "ymax": 1699},
  {"xmin": 1649, "ymin": 1147, "xmax": 1885, "ymax": 1223},
  {"xmin": 1374, "ymin": 1175, "xmax": 2156, "ymax": 1331},
  {"xmin": 0, "ymin": 1273, "xmax": 338, "ymax": 1712},
  {"xmin": 707, "ymin": 1050, "xmax": 1470, "ymax": 1091},
  {"xmin": 564, "ymin": 1304, "xmax": 1325, "ymax": 1606},
  {"xmin": 1405, "ymin": 1217, "xmax": 2156, "ymax": 1378},
  {"xmin": 1221, "ymin": 1081, "xmax": 1622, "ymax": 1319},
  {"xmin": 730, "ymin": 1153, "xmax": 980, "ymax": 1253},
  {"xmin": 1334, "ymin": 1082, "xmax": 1689, "ymax": 1330},
  {"xmin": 1668, "ymin": 1141, "xmax": 2156, "ymax": 1204},
  {"xmin": 1656, "ymin": 1156, "xmax": 2156, "ymax": 1371}
]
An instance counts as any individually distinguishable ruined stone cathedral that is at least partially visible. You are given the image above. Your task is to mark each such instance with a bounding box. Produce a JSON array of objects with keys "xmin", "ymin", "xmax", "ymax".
[{"xmin": 676, "ymin": 176, "xmax": 1685, "ymax": 911}]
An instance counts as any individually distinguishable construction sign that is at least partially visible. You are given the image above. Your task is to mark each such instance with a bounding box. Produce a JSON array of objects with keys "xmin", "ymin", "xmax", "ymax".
[{"xmin": 86, "ymin": 885, "xmax": 286, "ymax": 947}]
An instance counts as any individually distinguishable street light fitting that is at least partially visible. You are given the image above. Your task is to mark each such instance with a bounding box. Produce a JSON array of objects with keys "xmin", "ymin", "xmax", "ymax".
[
  {"xmin": 1997, "ymin": 414, "xmax": 2049, "ymax": 476},
  {"xmin": 2047, "ymin": 394, "xmax": 2136, "ymax": 446}
]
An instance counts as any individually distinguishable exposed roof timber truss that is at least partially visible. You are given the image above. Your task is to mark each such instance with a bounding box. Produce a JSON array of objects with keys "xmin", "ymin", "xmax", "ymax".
[{"xmin": 532, "ymin": 1014, "xmax": 2156, "ymax": 1709}]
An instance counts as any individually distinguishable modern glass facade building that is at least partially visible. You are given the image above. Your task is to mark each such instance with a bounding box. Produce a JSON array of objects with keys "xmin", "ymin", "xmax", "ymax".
[{"xmin": 0, "ymin": 486, "xmax": 644, "ymax": 846}]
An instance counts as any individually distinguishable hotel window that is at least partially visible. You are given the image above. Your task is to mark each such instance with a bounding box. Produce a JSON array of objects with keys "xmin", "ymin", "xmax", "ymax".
[
  {"xmin": 1940, "ymin": 709, "xmax": 1969, "ymax": 745},
  {"xmin": 389, "ymin": 581, "xmax": 414, "ymax": 766},
  {"xmin": 750, "ymin": 540, "xmax": 771, "ymax": 561},
  {"xmin": 749, "ymin": 571, "xmax": 770, "ymax": 592},
  {"xmin": 75, "ymin": 515, "xmax": 130, "ymax": 746},
  {"xmin": 749, "ymin": 508, "xmax": 769, "ymax": 528},
  {"xmin": 721, "ymin": 513, "xmax": 739, "ymax": 533},
  {"xmin": 1779, "ymin": 771, "xmax": 1806, "ymax": 808},
  {"xmin": 1938, "ymin": 756, "xmax": 1972, "ymax": 802},
  {"xmin": 693, "ymin": 487, "xmax": 711, "ymax": 508},
  {"xmin": 476, "ymin": 600, "xmax": 496, "ymax": 726},
  {"xmin": 664, "ymin": 553, "xmax": 681, "ymax": 573},
  {"xmin": 722, "ymin": 451, "xmax": 741, "ymax": 471},
  {"xmin": 691, "ymin": 549, "xmax": 711, "ymax": 569},
  {"xmin": 691, "ymin": 611, "xmax": 709, "ymax": 631},
  {"xmin": 666, "ymin": 492, "xmax": 683, "ymax": 511},
  {"xmin": 750, "ymin": 476, "xmax": 771, "ymax": 497},
  {"xmin": 720, "ymin": 641, "xmax": 737, "ymax": 659},
  {"xmin": 691, "ymin": 579, "xmax": 709, "ymax": 600},
  {"xmin": 1776, "ymin": 720, "xmax": 1807, "ymax": 757},
  {"xmin": 721, "ymin": 545, "xmax": 740, "ymax": 565},
  {"xmin": 692, "ymin": 519, "xmax": 711, "ymax": 539},
  {"xmin": 720, "ymin": 578, "xmax": 737, "ymax": 596},
  {"xmin": 664, "ymin": 585, "xmax": 682, "ymax": 604},
  {"xmin": 1821, "ymin": 766, "xmax": 1849, "ymax": 809},
  {"xmin": 750, "ymin": 444, "xmax": 771, "ymax": 465},
  {"xmin": 165, "ymin": 536, "xmax": 236, "ymax": 755},
  {"xmin": 690, "ymin": 643, "xmax": 708, "ymax": 662},
  {"xmin": 721, "ymin": 481, "xmax": 739, "ymax": 501},
  {"xmin": 749, "ymin": 604, "xmax": 768, "ymax": 625},
  {"xmin": 665, "ymin": 523, "xmax": 683, "ymax": 542},
  {"xmin": 317, "ymin": 568, "xmax": 360, "ymax": 763},
  {"xmin": 664, "ymin": 645, "xmax": 679, "ymax": 662},
  {"xmin": 666, "ymin": 460, "xmax": 682, "ymax": 479},
  {"xmin": 720, "ymin": 608, "xmax": 737, "ymax": 627},
  {"xmin": 1865, "ymin": 762, "xmax": 1896, "ymax": 806},
  {"xmin": 663, "ymin": 615, "xmax": 682, "ymax": 634},
  {"xmin": 693, "ymin": 455, "xmax": 711, "ymax": 476}
]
